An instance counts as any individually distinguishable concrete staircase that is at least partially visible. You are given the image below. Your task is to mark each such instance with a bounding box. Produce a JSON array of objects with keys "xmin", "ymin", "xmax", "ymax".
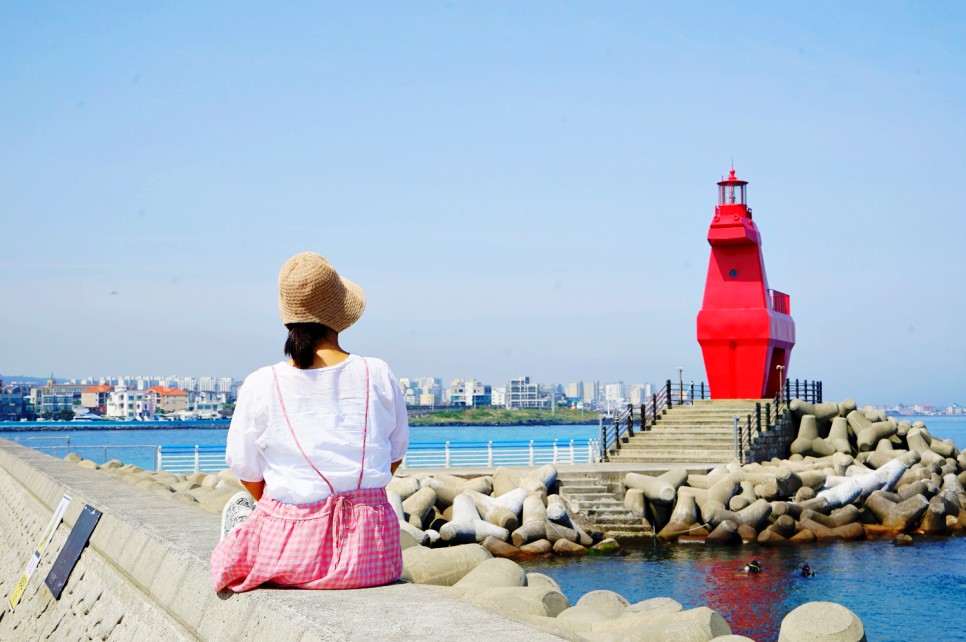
[
  {"xmin": 555, "ymin": 471, "xmax": 653, "ymax": 543},
  {"xmin": 607, "ymin": 399, "xmax": 768, "ymax": 465}
]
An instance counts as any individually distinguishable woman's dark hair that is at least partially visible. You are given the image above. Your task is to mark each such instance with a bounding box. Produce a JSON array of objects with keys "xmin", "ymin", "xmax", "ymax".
[{"xmin": 284, "ymin": 323, "xmax": 333, "ymax": 369}]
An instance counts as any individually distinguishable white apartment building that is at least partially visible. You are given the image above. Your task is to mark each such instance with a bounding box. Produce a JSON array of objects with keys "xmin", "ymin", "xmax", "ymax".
[
  {"xmin": 398, "ymin": 377, "xmax": 443, "ymax": 407},
  {"xmin": 628, "ymin": 383, "xmax": 653, "ymax": 405},
  {"xmin": 447, "ymin": 379, "xmax": 492, "ymax": 407},
  {"xmin": 197, "ymin": 377, "xmax": 217, "ymax": 393},
  {"xmin": 506, "ymin": 376, "xmax": 548, "ymax": 409},
  {"xmin": 105, "ymin": 386, "xmax": 157, "ymax": 420},
  {"xmin": 604, "ymin": 382, "xmax": 625, "ymax": 409},
  {"xmin": 582, "ymin": 380, "xmax": 599, "ymax": 406},
  {"xmin": 397, "ymin": 378, "xmax": 418, "ymax": 406},
  {"xmin": 564, "ymin": 382, "xmax": 582, "ymax": 400}
]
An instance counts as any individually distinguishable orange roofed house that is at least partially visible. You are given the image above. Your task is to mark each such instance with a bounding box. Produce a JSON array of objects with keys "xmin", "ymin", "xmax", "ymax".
[
  {"xmin": 81, "ymin": 385, "xmax": 114, "ymax": 415},
  {"xmin": 149, "ymin": 386, "xmax": 190, "ymax": 415}
]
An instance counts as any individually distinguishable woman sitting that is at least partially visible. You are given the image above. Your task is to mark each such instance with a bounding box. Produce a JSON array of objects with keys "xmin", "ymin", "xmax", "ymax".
[{"xmin": 210, "ymin": 251, "xmax": 409, "ymax": 592}]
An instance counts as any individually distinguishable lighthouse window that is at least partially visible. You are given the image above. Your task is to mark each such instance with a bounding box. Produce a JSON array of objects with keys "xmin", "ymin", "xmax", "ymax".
[{"xmin": 728, "ymin": 269, "xmax": 738, "ymax": 278}]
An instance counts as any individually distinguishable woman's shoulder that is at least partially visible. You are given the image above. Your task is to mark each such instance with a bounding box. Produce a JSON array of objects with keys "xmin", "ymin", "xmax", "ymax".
[
  {"xmin": 355, "ymin": 356, "xmax": 403, "ymax": 389},
  {"xmin": 240, "ymin": 363, "xmax": 287, "ymax": 387},
  {"xmin": 356, "ymin": 354, "xmax": 390, "ymax": 370},
  {"xmin": 355, "ymin": 355, "xmax": 398, "ymax": 379}
]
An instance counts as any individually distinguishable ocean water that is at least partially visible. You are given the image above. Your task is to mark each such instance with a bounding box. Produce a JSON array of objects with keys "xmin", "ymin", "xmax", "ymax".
[
  {"xmin": 525, "ymin": 536, "xmax": 966, "ymax": 642},
  {"xmin": 2, "ymin": 417, "xmax": 964, "ymax": 641}
]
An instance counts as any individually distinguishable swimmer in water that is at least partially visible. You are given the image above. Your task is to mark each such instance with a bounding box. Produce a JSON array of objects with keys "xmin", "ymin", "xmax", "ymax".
[
  {"xmin": 800, "ymin": 564, "xmax": 815, "ymax": 577},
  {"xmin": 742, "ymin": 560, "xmax": 762, "ymax": 573}
]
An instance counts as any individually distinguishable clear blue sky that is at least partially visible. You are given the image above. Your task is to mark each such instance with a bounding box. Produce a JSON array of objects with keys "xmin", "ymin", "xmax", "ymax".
[{"xmin": 2, "ymin": 3, "xmax": 964, "ymax": 405}]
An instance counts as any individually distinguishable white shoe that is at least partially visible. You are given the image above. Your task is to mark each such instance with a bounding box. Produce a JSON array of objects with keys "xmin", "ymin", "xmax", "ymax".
[{"xmin": 220, "ymin": 491, "xmax": 255, "ymax": 540}]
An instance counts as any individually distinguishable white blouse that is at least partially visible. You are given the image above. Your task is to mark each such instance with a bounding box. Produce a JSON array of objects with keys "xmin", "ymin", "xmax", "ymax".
[{"xmin": 225, "ymin": 355, "xmax": 409, "ymax": 504}]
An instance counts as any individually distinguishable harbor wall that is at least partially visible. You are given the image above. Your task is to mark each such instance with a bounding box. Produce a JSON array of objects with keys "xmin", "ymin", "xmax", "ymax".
[{"xmin": 0, "ymin": 439, "xmax": 559, "ymax": 641}]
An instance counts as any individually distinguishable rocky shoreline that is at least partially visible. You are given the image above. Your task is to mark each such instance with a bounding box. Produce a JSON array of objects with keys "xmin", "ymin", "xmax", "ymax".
[{"xmin": 59, "ymin": 397, "xmax": 965, "ymax": 641}]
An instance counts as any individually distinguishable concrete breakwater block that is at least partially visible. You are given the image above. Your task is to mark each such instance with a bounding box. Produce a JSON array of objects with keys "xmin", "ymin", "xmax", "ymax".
[
  {"xmin": 454, "ymin": 557, "xmax": 527, "ymax": 588},
  {"xmin": 866, "ymin": 491, "xmax": 929, "ymax": 531},
  {"xmin": 401, "ymin": 543, "xmax": 492, "ymax": 585},
  {"xmin": 585, "ymin": 606, "xmax": 732, "ymax": 642},
  {"xmin": 458, "ymin": 586, "xmax": 571, "ymax": 619},
  {"xmin": 546, "ymin": 495, "xmax": 593, "ymax": 546},
  {"xmin": 552, "ymin": 538, "xmax": 588, "ymax": 556},
  {"xmin": 778, "ymin": 601, "xmax": 866, "ymax": 642},
  {"xmin": 790, "ymin": 399, "xmax": 841, "ymax": 421},
  {"xmin": 658, "ymin": 490, "xmax": 701, "ymax": 542},
  {"xmin": 857, "ymin": 420, "xmax": 898, "ymax": 452},
  {"xmin": 439, "ymin": 492, "xmax": 510, "ymax": 543},
  {"xmin": 482, "ymin": 534, "xmax": 524, "ymax": 558},
  {"xmin": 512, "ymin": 492, "xmax": 548, "ymax": 545},
  {"xmin": 490, "ymin": 464, "xmax": 557, "ymax": 498},
  {"xmin": 625, "ymin": 467, "xmax": 688, "ymax": 505},
  {"xmin": 557, "ymin": 590, "xmax": 630, "ymax": 627},
  {"xmin": 423, "ymin": 474, "xmax": 493, "ymax": 509},
  {"xmin": 387, "ymin": 475, "xmax": 421, "ymax": 500},
  {"xmin": 791, "ymin": 415, "xmax": 834, "ymax": 457},
  {"xmin": 464, "ymin": 487, "xmax": 526, "ymax": 531},
  {"xmin": 403, "ymin": 486, "xmax": 438, "ymax": 529}
]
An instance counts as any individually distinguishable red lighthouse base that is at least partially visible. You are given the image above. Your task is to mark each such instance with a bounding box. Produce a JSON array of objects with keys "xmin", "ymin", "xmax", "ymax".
[{"xmin": 697, "ymin": 310, "xmax": 794, "ymax": 399}]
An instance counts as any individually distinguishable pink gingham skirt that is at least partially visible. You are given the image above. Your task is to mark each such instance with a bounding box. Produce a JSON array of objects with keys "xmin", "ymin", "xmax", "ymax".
[{"xmin": 210, "ymin": 487, "xmax": 402, "ymax": 593}]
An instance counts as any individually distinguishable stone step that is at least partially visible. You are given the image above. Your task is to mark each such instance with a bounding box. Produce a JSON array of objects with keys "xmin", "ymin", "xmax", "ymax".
[
  {"xmin": 648, "ymin": 421, "xmax": 745, "ymax": 428},
  {"xmin": 612, "ymin": 447, "xmax": 734, "ymax": 456},
  {"xmin": 587, "ymin": 510, "xmax": 641, "ymax": 524},
  {"xmin": 623, "ymin": 440, "xmax": 733, "ymax": 448},
  {"xmin": 606, "ymin": 531, "xmax": 656, "ymax": 542},
  {"xmin": 621, "ymin": 430, "xmax": 735, "ymax": 444},
  {"xmin": 609, "ymin": 455, "xmax": 735, "ymax": 464},
  {"xmin": 560, "ymin": 480, "xmax": 607, "ymax": 493},
  {"xmin": 577, "ymin": 500, "xmax": 626, "ymax": 509},
  {"xmin": 557, "ymin": 473, "xmax": 599, "ymax": 486},
  {"xmin": 594, "ymin": 515, "xmax": 644, "ymax": 532},
  {"xmin": 656, "ymin": 407, "xmax": 761, "ymax": 412},
  {"xmin": 621, "ymin": 442, "xmax": 733, "ymax": 450},
  {"xmin": 560, "ymin": 493, "xmax": 614, "ymax": 503},
  {"xmin": 596, "ymin": 521, "xmax": 647, "ymax": 530},
  {"xmin": 623, "ymin": 435, "xmax": 735, "ymax": 444},
  {"xmin": 645, "ymin": 428, "xmax": 739, "ymax": 434},
  {"xmin": 654, "ymin": 413, "xmax": 751, "ymax": 420}
]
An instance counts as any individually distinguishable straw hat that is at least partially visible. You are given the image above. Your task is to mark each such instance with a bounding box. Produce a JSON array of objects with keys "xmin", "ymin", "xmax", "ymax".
[{"xmin": 277, "ymin": 252, "xmax": 365, "ymax": 332}]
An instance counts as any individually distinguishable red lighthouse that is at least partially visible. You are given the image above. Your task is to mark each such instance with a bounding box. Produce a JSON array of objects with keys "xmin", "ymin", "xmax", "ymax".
[{"xmin": 696, "ymin": 169, "xmax": 795, "ymax": 399}]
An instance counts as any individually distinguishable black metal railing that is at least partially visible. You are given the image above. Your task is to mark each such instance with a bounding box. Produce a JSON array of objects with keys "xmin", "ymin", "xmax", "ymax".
[
  {"xmin": 783, "ymin": 378, "xmax": 822, "ymax": 404},
  {"xmin": 600, "ymin": 373, "xmax": 820, "ymax": 462},
  {"xmin": 598, "ymin": 378, "xmax": 711, "ymax": 461},
  {"xmin": 734, "ymin": 401, "xmax": 773, "ymax": 463},
  {"xmin": 599, "ymin": 403, "xmax": 635, "ymax": 462}
]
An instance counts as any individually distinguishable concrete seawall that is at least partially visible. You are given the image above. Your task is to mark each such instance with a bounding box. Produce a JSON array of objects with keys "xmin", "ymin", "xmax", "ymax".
[{"xmin": 0, "ymin": 439, "xmax": 561, "ymax": 641}]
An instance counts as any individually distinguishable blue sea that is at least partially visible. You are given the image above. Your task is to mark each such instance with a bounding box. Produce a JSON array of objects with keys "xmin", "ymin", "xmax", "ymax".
[{"xmin": 2, "ymin": 416, "xmax": 964, "ymax": 641}]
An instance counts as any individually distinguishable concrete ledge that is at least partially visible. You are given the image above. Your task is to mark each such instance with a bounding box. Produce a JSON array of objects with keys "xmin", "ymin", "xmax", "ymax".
[{"xmin": 0, "ymin": 439, "xmax": 562, "ymax": 641}]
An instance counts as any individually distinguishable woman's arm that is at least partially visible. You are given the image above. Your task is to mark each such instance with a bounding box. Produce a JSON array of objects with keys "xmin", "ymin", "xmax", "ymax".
[
  {"xmin": 390, "ymin": 460, "xmax": 402, "ymax": 476},
  {"xmin": 241, "ymin": 479, "xmax": 265, "ymax": 501}
]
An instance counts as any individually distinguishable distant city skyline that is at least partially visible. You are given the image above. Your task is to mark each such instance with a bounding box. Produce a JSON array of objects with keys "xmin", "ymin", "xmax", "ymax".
[
  {"xmin": 1, "ymin": 368, "xmax": 960, "ymax": 410},
  {"xmin": 2, "ymin": 5, "xmax": 964, "ymax": 406}
]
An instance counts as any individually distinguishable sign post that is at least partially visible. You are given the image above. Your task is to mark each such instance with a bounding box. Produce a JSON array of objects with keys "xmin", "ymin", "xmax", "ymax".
[{"xmin": 8, "ymin": 494, "xmax": 71, "ymax": 612}]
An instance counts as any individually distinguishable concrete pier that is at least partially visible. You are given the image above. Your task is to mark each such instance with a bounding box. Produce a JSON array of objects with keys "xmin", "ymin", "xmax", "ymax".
[{"xmin": 0, "ymin": 439, "xmax": 559, "ymax": 641}]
